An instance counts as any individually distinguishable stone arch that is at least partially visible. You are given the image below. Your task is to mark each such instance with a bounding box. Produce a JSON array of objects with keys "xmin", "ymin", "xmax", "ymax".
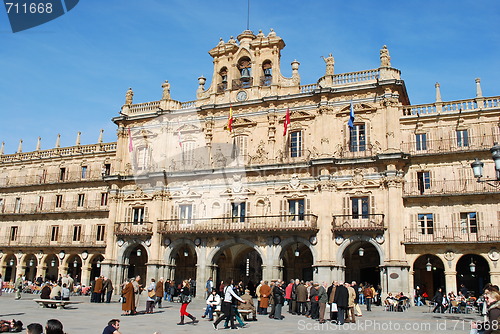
[
  {"xmin": 163, "ymin": 238, "xmax": 198, "ymax": 264},
  {"xmin": 456, "ymin": 253, "xmax": 490, "ymax": 297},
  {"xmin": 117, "ymin": 239, "xmax": 151, "ymax": 264},
  {"xmin": 206, "ymin": 238, "xmax": 265, "ymax": 264},
  {"xmin": 336, "ymin": 235, "xmax": 384, "ymax": 266},
  {"xmin": 277, "ymin": 236, "xmax": 316, "ymax": 263},
  {"xmin": 277, "ymin": 236, "xmax": 316, "ymax": 282}
]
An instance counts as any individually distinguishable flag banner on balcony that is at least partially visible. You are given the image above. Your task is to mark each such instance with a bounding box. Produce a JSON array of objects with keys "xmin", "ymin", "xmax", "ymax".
[
  {"xmin": 283, "ymin": 107, "xmax": 291, "ymax": 136},
  {"xmin": 128, "ymin": 127, "xmax": 133, "ymax": 153},
  {"xmin": 178, "ymin": 130, "xmax": 182, "ymax": 148},
  {"xmin": 348, "ymin": 101, "xmax": 355, "ymax": 128},
  {"xmin": 226, "ymin": 104, "xmax": 234, "ymax": 132}
]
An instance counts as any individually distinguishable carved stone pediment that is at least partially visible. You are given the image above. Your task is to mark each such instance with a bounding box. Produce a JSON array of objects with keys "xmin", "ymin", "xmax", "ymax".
[
  {"xmin": 337, "ymin": 103, "xmax": 376, "ymax": 116},
  {"xmin": 276, "ymin": 183, "xmax": 315, "ymax": 193},
  {"xmin": 177, "ymin": 124, "xmax": 201, "ymax": 133},
  {"xmin": 221, "ymin": 187, "xmax": 256, "ymax": 197},
  {"xmin": 280, "ymin": 110, "xmax": 315, "ymax": 122},
  {"xmin": 125, "ymin": 187, "xmax": 152, "ymax": 201},
  {"xmin": 232, "ymin": 117, "xmax": 257, "ymax": 128},
  {"xmin": 336, "ymin": 169, "xmax": 381, "ymax": 189}
]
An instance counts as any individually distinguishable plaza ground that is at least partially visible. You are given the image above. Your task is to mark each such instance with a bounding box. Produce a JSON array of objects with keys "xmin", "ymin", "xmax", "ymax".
[{"xmin": 0, "ymin": 293, "xmax": 480, "ymax": 333}]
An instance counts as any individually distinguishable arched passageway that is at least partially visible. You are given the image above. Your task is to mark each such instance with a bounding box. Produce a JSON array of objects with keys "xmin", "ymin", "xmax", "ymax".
[
  {"xmin": 456, "ymin": 254, "xmax": 490, "ymax": 297},
  {"xmin": 344, "ymin": 241, "xmax": 380, "ymax": 286},
  {"xmin": 413, "ymin": 254, "xmax": 445, "ymax": 298}
]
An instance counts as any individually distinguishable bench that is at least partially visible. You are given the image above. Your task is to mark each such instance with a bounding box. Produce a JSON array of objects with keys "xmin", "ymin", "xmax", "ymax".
[
  {"xmin": 33, "ymin": 299, "xmax": 82, "ymax": 309},
  {"xmin": 211, "ymin": 309, "xmax": 253, "ymax": 321}
]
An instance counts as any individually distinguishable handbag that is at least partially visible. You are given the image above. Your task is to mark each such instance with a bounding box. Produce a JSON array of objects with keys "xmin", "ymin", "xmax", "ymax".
[
  {"xmin": 148, "ymin": 290, "xmax": 156, "ymax": 298},
  {"xmin": 120, "ymin": 296, "xmax": 126, "ymax": 303},
  {"xmin": 182, "ymin": 294, "xmax": 192, "ymax": 303}
]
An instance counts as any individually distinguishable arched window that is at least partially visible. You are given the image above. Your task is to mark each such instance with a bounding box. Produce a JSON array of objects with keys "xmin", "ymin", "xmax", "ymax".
[
  {"xmin": 261, "ymin": 60, "xmax": 272, "ymax": 86},
  {"xmin": 236, "ymin": 57, "xmax": 252, "ymax": 89},
  {"xmin": 217, "ymin": 67, "xmax": 228, "ymax": 93}
]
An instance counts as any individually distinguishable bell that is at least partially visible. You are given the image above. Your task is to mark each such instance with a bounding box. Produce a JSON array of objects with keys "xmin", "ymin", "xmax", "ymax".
[
  {"xmin": 264, "ymin": 68, "xmax": 272, "ymax": 77},
  {"xmin": 240, "ymin": 68, "xmax": 251, "ymax": 81},
  {"xmin": 221, "ymin": 75, "xmax": 227, "ymax": 83}
]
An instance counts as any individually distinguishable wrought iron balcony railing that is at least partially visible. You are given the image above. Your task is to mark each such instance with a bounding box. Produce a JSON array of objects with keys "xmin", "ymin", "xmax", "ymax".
[
  {"xmin": 332, "ymin": 214, "xmax": 385, "ymax": 232},
  {"xmin": 1, "ymin": 234, "xmax": 106, "ymax": 247},
  {"xmin": 0, "ymin": 200, "xmax": 109, "ymax": 215},
  {"xmin": 401, "ymin": 134, "xmax": 499, "ymax": 156},
  {"xmin": 403, "ymin": 179, "xmax": 500, "ymax": 197},
  {"xmin": 114, "ymin": 222, "xmax": 153, "ymax": 236},
  {"xmin": 158, "ymin": 214, "xmax": 318, "ymax": 234},
  {"xmin": 403, "ymin": 226, "xmax": 500, "ymax": 243}
]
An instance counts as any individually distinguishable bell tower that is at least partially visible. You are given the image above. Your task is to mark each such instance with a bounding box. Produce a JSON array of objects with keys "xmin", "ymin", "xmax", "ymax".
[{"xmin": 196, "ymin": 29, "xmax": 301, "ymax": 103}]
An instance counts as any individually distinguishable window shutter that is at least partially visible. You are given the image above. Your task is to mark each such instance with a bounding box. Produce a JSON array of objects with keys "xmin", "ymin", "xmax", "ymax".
[
  {"xmin": 370, "ymin": 195, "xmax": 375, "ymax": 214},
  {"xmin": 410, "ymin": 213, "xmax": 416, "ymax": 229},
  {"xmin": 478, "ymin": 211, "xmax": 483, "ymax": 228},
  {"xmin": 144, "ymin": 207, "xmax": 149, "ymax": 222},
  {"xmin": 192, "ymin": 204, "xmax": 197, "ymax": 219},
  {"xmin": 342, "ymin": 197, "xmax": 348, "ymax": 215},
  {"xmin": 246, "ymin": 201, "xmax": 250, "ymax": 216},
  {"xmin": 434, "ymin": 213, "xmax": 439, "ymax": 228},
  {"xmin": 280, "ymin": 199, "xmax": 284, "ymax": 216},
  {"xmin": 365, "ymin": 122, "xmax": 370, "ymax": 151},
  {"xmin": 306, "ymin": 198, "xmax": 311, "ymax": 214},
  {"xmin": 451, "ymin": 213, "xmax": 457, "ymax": 229}
]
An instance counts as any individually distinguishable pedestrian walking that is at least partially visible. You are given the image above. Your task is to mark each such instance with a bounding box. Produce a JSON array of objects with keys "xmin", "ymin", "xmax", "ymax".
[
  {"xmin": 14, "ymin": 274, "xmax": 23, "ymax": 300},
  {"xmin": 213, "ymin": 279, "xmax": 247, "ymax": 330},
  {"xmin": 177, "ymin": 280, "xmax": 198, "ymax": 325},
  {"xmin": 145, "ymin": 278, "xmax": 156, "ymax": 314},
  {"xmin": 121, "ymin": 278, "xmax": 135, "ymax": 316},
  {"xmin": 155, "ymin": 277, "xmax": 164, "ymax": 308}
]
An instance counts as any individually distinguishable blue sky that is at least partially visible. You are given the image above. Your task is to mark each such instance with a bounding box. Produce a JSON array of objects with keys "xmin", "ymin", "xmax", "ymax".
[{"xmin": 0, "ymin": 0, "xmax": 499, "ymax": 154}]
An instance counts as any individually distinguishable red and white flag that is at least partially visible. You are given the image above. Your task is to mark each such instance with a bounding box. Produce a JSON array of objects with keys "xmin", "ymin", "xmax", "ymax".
[
  {"xmin": 226, "ymin": 104, "xmax": 234, "ymax": 132},
  {"xmin": 178, "ymin": 130, "xmax": 182, "ymax": 148},
  {"xmin": 283, "ymin": 107, "xmax": 291, "ymax": 136}
]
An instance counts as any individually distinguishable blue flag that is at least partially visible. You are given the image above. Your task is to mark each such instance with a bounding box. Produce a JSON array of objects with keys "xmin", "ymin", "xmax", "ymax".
[{"xmin": 348, "ymin": 101, "xmax": 355, "ymax": 128}]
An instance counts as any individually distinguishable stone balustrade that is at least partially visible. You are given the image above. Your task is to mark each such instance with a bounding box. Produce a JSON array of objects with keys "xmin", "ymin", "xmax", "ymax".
[
  {"xmin": 403, "ymin": 225, "xmax": 500, "ymax": 243},
  {"xmin": 403, "ymin": 178, "xmax": 500, "ymax": 197},
  {"xmin": 401, "ymin": 96, "xmax": 500, "ymax": 117},
  {"xmin": 1, "ymin": 234, "xmax": 106, "ymax": 247}
]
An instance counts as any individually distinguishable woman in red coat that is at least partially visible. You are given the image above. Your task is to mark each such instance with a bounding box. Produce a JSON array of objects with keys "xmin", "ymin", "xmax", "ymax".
[{"xmin": 121, "ymin": 278, "xmax": 136, "ymax": 316}]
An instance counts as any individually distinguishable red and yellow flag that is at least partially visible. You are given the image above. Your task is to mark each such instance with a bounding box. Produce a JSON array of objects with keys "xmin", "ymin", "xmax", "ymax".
[
  {"xmin": 226, "ymin": 104, "xmax": 234, "ymax": 132},
  {"xmin": 283, "ymin": 107, "xmax": 291, "ymax": 136}
]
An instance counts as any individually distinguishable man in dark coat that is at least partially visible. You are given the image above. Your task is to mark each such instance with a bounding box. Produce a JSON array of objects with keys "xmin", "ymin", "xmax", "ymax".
[
  {"xmin": 296, "ymin": 281, "xmax": 307, "ymax": 315},
  {"xmin": 103, "ymin": 277, "xmax": 114, "ymax": 303},
  {"xmin": 334, "ymin": 281, "xmax": 349, "ymax": 325}
]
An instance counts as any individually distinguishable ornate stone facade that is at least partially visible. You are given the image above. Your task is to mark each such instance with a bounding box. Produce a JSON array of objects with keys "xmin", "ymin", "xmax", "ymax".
[{"xmin": 1, "ymin": 30, "xmax": 499, "ymax": 299}]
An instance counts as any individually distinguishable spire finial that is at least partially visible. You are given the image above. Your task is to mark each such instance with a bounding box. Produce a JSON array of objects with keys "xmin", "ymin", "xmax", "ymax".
[
  {"xmin": 435, "ymin": 82, "xmax": 442, "ymax": 102},
  {"xmin": 475, "ymin": 78, "xmax": 483, "ymax": 98},
  {"xmin": 125, "ymin": 87, "xmax": 134, "ymax": 105},
  {"xmin": 380, "ymin": 45, "xmax": 391, "ymax": 67},
  {"xmin": 36, "ymin": 137, "xmax": 41, "ymax": 151},
  {"xmin": 55, "ymin": 134, "xmax": 61, "ymax": 148},
  {"xmin": 98, "ymin": 129, "xmax": 104, "ymax": 143},
  {"xmin": 76, "ymin": 132, "xmax": 81, "ymax": 146},
  {"xmin": 17, "ymin": 139, "xmax": 23, "ymax": 153},
  {"xmin": 0, "ymin": 141, "xmax": 4, "ymax": 155}
]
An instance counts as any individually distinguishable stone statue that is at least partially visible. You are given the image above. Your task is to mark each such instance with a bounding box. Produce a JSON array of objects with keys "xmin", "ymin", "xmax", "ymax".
[
  {"xmin": 322, "ymin": 53, "xmax": 335, "ymax": 75},
  {"xmin": 125, "ymin": 87, "xmax": 133, "ymax": 105},
  {"xmin": 161, "ymin": 80, "xmax": 171, "ymax": 100},
  {"xmin": 380, "ymin": 45, "xmax": 391, "ymax": 67}
]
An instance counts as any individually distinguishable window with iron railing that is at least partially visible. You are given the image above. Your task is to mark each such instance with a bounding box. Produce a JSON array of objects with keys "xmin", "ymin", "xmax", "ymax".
[
  {"xmin": 59, "ymin": 167, "xmax": 66, "ymax": 181},
  {"xmin": 96, "ymin": 224, "xmax": 105, "ymax": 241},
  {"xmin": 456, "ymin": 130, "xmax": 469, "ymax": 147},
  {"xmin": 460, "ymin": 212, "xmax": 477, "ymax": 233},
  {"xmin": 415, "ymin": 133, "xmax": 427, "ymax": 151},
  {"xmin": 349, "ymin": 124, "xmax": 366, "ymax": 152},
  {"xmin": 133, "ymin": 207, "xmax": 145, "ymax": 223},
  {"xmin": 290, "ymin": 131, "xmax": 303, "ymax": 158},
  {"xmin": 77, "ymin": 194, "xmax": 85, "ymax": 207},
  {"xmin": 55, "ymin": 195, "xmax": 63, "ymax": 208},
  {"xmin": 81, "ymin": 166, "xmax": 88, "ymax": 179},
  {"xmin": 418, "ymin": 214, "xmax": 434, "ymax": 235},
  {"xmin": 417, "ymin": 171, "xmax": 431, "ymax": 194},
  {"xmin": 351, "ymin": 197, "xmax": 369, "ymax": 219},
  {"xmin": 100, "ymin": 192, "xmax": 108, "ymax": 206},
  {"xmin": 14, "ymin": 197, "xmax": 21, "ymax": 213},
  {"xmin": 73, "ymin": 225, "xmax": 82, "ymax": 241},
  {"xmin": 231, "ymin": 202, "xmax": 246, "ymax": 223},
  {"xmin": 10, "ymin": 226, "xmax": 18, "ymax": 241},
  {"xmin": 179, "ymin": 204, "xmax": 193, "ymax": 224},
  {"xmin": 51, "ymin": 225, "xmax": 60, "ymax": 241},
  {"xmin": 288, "ymin": 199, "xmax": 305, "ymax": 220}
]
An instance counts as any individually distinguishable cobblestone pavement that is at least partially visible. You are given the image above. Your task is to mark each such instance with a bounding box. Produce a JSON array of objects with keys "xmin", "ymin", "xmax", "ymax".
[{"xmin": 0, "ymin": 294, "xmax": 480, "ymax": 333}]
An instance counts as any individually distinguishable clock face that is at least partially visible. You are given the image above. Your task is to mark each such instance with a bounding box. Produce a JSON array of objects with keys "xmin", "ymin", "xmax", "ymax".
[{"xmin": 236, "ymin": 90, "xmax": 247, "ymax": 101}]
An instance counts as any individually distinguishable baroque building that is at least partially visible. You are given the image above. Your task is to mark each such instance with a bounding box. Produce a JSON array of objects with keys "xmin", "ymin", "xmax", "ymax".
[{"xmin": 1, "ymin": 29, "xmax": 499, "ymax": 298}]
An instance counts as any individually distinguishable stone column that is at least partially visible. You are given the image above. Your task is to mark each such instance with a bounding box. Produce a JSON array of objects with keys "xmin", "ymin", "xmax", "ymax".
[
  {"xmin": 444, "ymin": 271, "xmax": 457, "ymax": 294},
  {"xmin": 490, "ymin": 269, "xmax": 500, "ymax": 288},
  {"xmin": 81, "ymin": 266, "xmax": 92, "ymax": 287}
]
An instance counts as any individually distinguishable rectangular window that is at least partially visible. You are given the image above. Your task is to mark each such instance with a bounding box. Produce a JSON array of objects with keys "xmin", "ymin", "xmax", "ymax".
[
  {"xmin": 235, "ymin": 136, "xmax": 248, "ymax": 158},
  {"xmin": 182, "ymin": 142, "xmax": 195, "ymax": 166},
  {"xmin": 96, "ymin": 225, "xmax": 106, "ymax": 241},
  {"xmin": 460, "ymin": 212, "xmax": 477, "ymax": 234},
  {"xmin": 0, "ymin": 198, "xmax": 4, "ymax": 213},
  {"xmin": 351, "ymin": 197, "xmax": 369, "ymax": 219},
  {"xmin": 59, "ymin": 167, "xmax": 66, "ymax": 181},
  {"xmin": 77, "ymin": 194, "xmax": 85, "ymax": 207},
  {"xmin": 14, "ymin": 197, "xmax": 21, "ymax": 213},
  {"xmin": 417, "ymin": 171, "xmax": 431, "ymax": 194},
  {"xmin": 55, "ymin": 195, "xmax": 63, "ymax": 208},
  {"xmin": 81, "ymin": 166, "xmax": 88, "ymax": 179},
  {"xmin": 100, "ymin": 192, "xmax": 108, "ymax": 206},
  {"xmin": 73, "ymin": 225, "xmax": 82, "ymax": 241},
  {"xmin": 179, "ymin": 204, "xmax": 193, "ymax": 224},
  {"xmin": 136, "ymin": 147, "xmax": 150, "ymax": 170},
  {"xmin": 50, "ymin": 225, "xmax": 60, "ymax": 241},
  {"xmin": 231, "ymin": 202, "xmax": 246, "ymax": 222},
  {"xmin": 457, "ymin": 130, "xmax": 469, "ymax": 147},
  {"xmin": 288, "ymin": 199, "xmax": 305, "ymax": 220},
  {"xmin": 415, "ymin": 133, "xmax": 427, "ymax": 151},
  {"xmin": 41, "ymin": 169, "xmax": 47, "ymax": 183},
  {"xmin": 103, "ymin": 164, "xmax": 111, "ymax": 176},
  {"xmin": 349, "ymin": 124, "xmax": 366, "ymax": 152},
  {"xmin": 10, "ymin": 226, "xmax": 18, "ymax": 241},
  {"xmin": 418, "ymin": 214, "xmax": 434, "ymax": 234},
  {"xmin": 133, "ymin": 207, "xmax": 145, "ymax": 223},
  {"xmin": 290, "ymin": 131, "xmax": 303, "ymax": 157}
]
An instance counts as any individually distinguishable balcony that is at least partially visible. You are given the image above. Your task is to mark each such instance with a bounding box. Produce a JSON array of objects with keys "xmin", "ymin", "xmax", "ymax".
[
  {"xmin": 401, "ymin": 96, "xmax": 500, "ymax": 118},
  {"xmin": 332, "ymin": 214, "xmax": 385, "ymax": 232},
  {"xmin": 1, "ymin": 235, "xmax": 106, "ymax": 248},
  {"xmin": 403, "ymin": 179, "xmax": 500, "ymax": 197},
  {"xmin": 401, "ymin": 134, "xmax": 499, "ymax": 156},
  {"xmin": 158, "ymin": 214, "xmax": 318, "ymax": 234},
  {"xmin": 0, "ymin": 200, "xmax": 109, "ymax": 215},
  {"xmin": 114, "ymin": 222, "xmax": 153, "ymax": 236},
  {"xmin": 0, "ymin": 170, "xmax": 108, "ymax": 188},
  {"xmin": 403, "ymin": 226, "xmax": 500, "ymax": 244},
  {"xmin": 232, "ymin": 78, "xmax": 253, "ymax": 90}
]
